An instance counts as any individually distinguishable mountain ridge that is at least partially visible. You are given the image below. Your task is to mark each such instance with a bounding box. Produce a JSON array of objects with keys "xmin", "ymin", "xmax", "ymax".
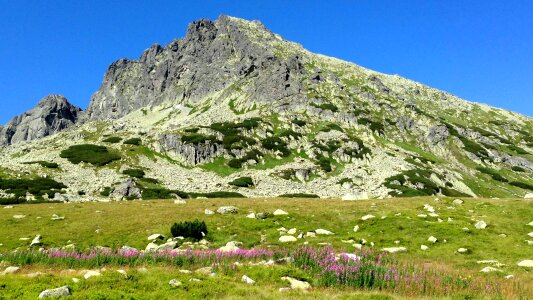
[{"xmin": 0, "ymin": 15, "xmax": 531, "ymax": 201}]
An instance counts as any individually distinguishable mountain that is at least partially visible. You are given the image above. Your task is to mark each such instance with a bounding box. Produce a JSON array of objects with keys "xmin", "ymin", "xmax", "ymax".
[
  {"xmin": 0, "ymin": 15, "xmax": 532, "ymax": 202},
  {"xmin": 0, "ymin": 95, "xmax": 81, "ymax": 146}
]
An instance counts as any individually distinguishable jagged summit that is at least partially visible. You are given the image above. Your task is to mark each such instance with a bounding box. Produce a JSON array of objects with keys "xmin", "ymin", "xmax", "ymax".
[
  {"xmin": 0, "ymin": 16, "xmax": 531, "ymax": 201},
  {"xmin": 0, "ymin": 95, "xmax": 81, "ymax": 146}
]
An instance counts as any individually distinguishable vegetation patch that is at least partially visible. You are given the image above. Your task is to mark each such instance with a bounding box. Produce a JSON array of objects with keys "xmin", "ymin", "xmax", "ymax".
[
  {"xmin": 382, "ymin": 169, "xmax": 464, "ymax": 197},
  {"xmin": 181, "ymin": 133, "xmax": 218, "ymax": 145},
  {"xmin": 100, "ymin": 187, "xmax": 112, "ymax": 197},
  {"xmin": 208, "ymin": 118, "xmax": 261, "ymax": 135},
  {"xmin": 102, "ymin": 136, "xmax": 122, "ymax": 143},
  {"xmin": 509, "ymin": 181, "xmax": 533, "ymax": 191},
  {"xmin": 0, "ymin": 177, "xmax": 67, "ymax": 200},
  {"xmin": 278, "ymin": 193, "xmax": 320, "ymax": 198},
  {"xmin": 476, "ymin": 167, "xmax": 508, "ymax": 182},
  {"xmin": 170, "ymin": 219, "xmax": 208, "ymax": 241},
  {"xmin": 311, "ymin": 102, "xmax": 339, "ymax": 112},
  {"xmin": 22, "ymin": 161, "xmax": 59, "ymax": 169},
  {"xmin": 122, "ymin": 168, "xmax": 145, "ymax": 179},
  {"xmin": 227, "ymin": 150, "xmax": 263, "ymax": 169},
  {"xmin": 60, "ymin": 144, "xmax": 121, "ymax": 166},
  {"xmin": 228, "ymin": 176, "xmax": 254, "ymax": 188},
  {"xmin": 357, "ymin": 118, "xmax": 384, "ymax": 134},
  {"xmin": 261, "ymin": 137, "xmax": 290, "ymax": 157},
  {"xmin": 123, "ymin": 138, "xmax": 142, "ymax": 146},
  {"xmin": 508, "ymin": 145, "xmax": 529, "ymax": 155}
]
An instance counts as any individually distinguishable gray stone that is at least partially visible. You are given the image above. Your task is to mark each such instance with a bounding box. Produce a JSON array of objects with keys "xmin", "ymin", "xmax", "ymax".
[
  {"xmin": 111, "ymin": 178, "xmax": 141, "ymax": 200},
  {"xmin": 0, "ymin": 95, "xmax": 81, "ymax": 146},
  {"xmin": 217, "ymin": 206, "xmax": 238, "ymax": 214},
  {"xmin": 38, "ymin": 286, "xmax": 71, "ymax": 298}
]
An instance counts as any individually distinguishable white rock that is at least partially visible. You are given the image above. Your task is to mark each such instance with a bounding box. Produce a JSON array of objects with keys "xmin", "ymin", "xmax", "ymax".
[
  {"xmin": 382, "ymin": 247, "xmax": 407, "ymax": 253},
  {"xmin": 116, "ymin": 270, "xmax": 127, "ymax": 276},
  {"xmin": 428, "ymin": 213, "xmax": 439, "ymax": 217},
  {"xmin": 281, "ymin": 276, "xmax": 311, "ymax": 290},
  {"xmin": 306, "ymin": 232, "xmax": 316, "ymax": 238},
  {"xmin": 457, "ymin": 248, "xmax": 469, "ymax": 253},
  {"xmin": 342, "ymin": 192, "xmax": 368, "ymax": 200},
  {"xmin": 13, "ymin": 214, "xmax": 26, "ymax": 219},
  {"xmin": 315, "ymin": 229, "xmax": 334, "ymax": 235},
  {"xmin": 505, "ymin": 275, "xmax": 514, "ymax": 279},
  {"xmin": 428, "ymin": 236, "xmax": 438, "ymax": 243},
  {"xmin": 279, "ymin": 236, "xmax": 297, "ymax": 243},
  {"xmin": 174, "ymin": 199, "xmax": 186, "ymax": 204},
  {"xmin": 72, "ymin": 278, "xmax": 80, "ymax": 283},
  {"xmin": 246, "ymin": 213, "xmax": 256, "ymax": 219},
  {"xmin": 2, "ymin": 266, "xmax": 20, "ymax": 275},
  {"xmin": 84, "ymin": 270, "xmax": 102, "ymax": 279},
  {"xmin": 169, "ymin": 279, "xmax": 182, "ymax": 287},
  {"xmin": 528, "ymin": 232, "xmax": 533, "ymax": 238},
  {"xmin": 423, "ymin": 204, "xmax": 435, "ymax": 213},
  {"xmin": 51, "ymin": 214, "xmax": 64, "ymax": 221},
  {"xmin": 241, "ymin": 275, "xmax": 255, "ymax": 284},
  {"xmin": 527, "ymin": 221, "xmax": 533, "ymax": 226},
  {"xmin": 204, "ymin": 209, "xmax": 215, "ymax": 215},
  {"xmin": 147, "ymin": 234, "xmax": 164, "ymax": 241},
  {"xmin": 475, "ymin": 220, "xmax": 487, "ymax": 229},
  {"xmin": 30, "ymin": 235, "xmax": 42, "ymax": 247},
  {"xmin": 417, "ymin": 214, "xmax": 427, "ymax": 218},
  {"xmin": 517, "ymin": 260, "xmax": 533, "ymax": 267},
  {"xmin": 144, "ymin": 242, "xmax": 158, "ymax": 253},
  {"xmin": 353, "ymin": 243, "xmax": 362, "ymax": 250},
  {"xmin": 219, "ymin": 241, "xmax": 240, "ymax": 252},
  {"xmin": 217, "ymin": 206, "xmax": 238, "ymax": 214},
  {"xmin": 480, "ymin": 267, "xmax": 500, "ymax": 273},
  {"xmin": 38, "ymin": 286, "xmax": 71, "ymax": 298},
  {"xmin": 3, "ymin": 205, "xmax": 13, "ymax": 209},
  {"xmin": 273, "ymin": 209, "xmax": 288, "ymax": 216},
  {"xmin": 420, "ymin": 245, "xmax": 429, "ymax": 251},
  {"xmin": 452, "ymin": 199, "xmax": 464, "ymax": 205},
  {"xmin": 524, "ymin": 193, "xmax": 533, "ymax": 199},
  {"xmin": 361, "ymin": 214, "xmax": 375, "ymax": 221},
  {"xmin": 353, "ymin": 225, "xmax": 359, "ymax": 232}
]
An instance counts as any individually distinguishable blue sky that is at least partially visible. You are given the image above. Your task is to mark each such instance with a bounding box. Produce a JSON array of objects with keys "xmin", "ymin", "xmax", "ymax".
[{"xmin": 0, "ymin": 1, "xmax": 532, "ymax": 124}]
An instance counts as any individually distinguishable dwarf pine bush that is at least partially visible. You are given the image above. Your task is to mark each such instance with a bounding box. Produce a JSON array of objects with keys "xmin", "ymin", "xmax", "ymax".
[{"xmin": 171, "ymin": 219, "xmax": 208, "ymax": 240}]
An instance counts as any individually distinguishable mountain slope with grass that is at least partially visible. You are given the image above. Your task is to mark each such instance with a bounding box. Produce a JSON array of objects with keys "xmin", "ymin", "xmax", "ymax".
[{"xmin": 0, "ymin": 15, "xmax": 532, "ymax": 201}]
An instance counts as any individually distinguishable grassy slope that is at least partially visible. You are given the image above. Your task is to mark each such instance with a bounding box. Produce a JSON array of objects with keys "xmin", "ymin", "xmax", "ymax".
[{"xmin": 0, "ymin": 197, "xmax": 532, "ymax": 299}]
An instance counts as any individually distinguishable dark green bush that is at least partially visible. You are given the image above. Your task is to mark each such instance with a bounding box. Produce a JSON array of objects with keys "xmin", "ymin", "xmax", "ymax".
[
  {"xmin": 292, "ymin": 119, "xmax": 307, "ymax": 127},
  {"xmin": 459, "ymin": 137, "xmax": 489, "ymax": 158},
  {"xmin": 317, "ymin": 156, "xmax": 333, "ymax": 172},
  {"xmin": 170, "ymin": 219, "xmax": 208, "ymax": 240},
  {"xmin": 441, "ymin": 188, "xmax": 471, "ymax": 197},
  {"xmin": 184, "ymin": 127, "xmax": 200, "ymax": 133},
  {"xmin": 22, "ymin": 161, "xmax": 59, "ymax": 168},
  {"xmin": 261, "ymin": 137, "xmax": 290, "ymax": 157},
  {"xmin": 0, "ymin": 177, "xmax": 66, "ymax": 199},
  {"xmin": 209, "ymin": 118, "xmax": 261, "ymax": 135},
  {"xmin": 278, "ymin": 193, "xmax": 320, "ymax": 198},
  {"xmin": 384, "ymin": 169, "xmax": 441, "ymax": 197},
  {"xmin": 222, "ymin": 135, "xmax": 256, "ymax": 150},
  {"xmin": 189, "ymin": 191, "xmax": 245, "ymax": 198},
  {"xmin": 60, "ymin": 144, "xmax": 121, "ymax": 166},
  {"xmin": 476, "ymin": 167, "xmax": 508, "ymax": 182},
  {"xmin": 181, "ymin": 134, "xmax": 218, "ymax": 144},
  {"xmin": 509, "ymin": 181, "xmax": 533, "ymax": 191},
  {"xmin": 228, "ymin": 177, "xmax": 254, "ymax": 187},
  {"xmin": 508, "ymin": 145, "xmax": 529, "ymax": 155},
  {"xmin": 100, "ymin": 187, "xmax": 112, "ymax": 197},
  {"xmin": 228, "ymin": 159, "xmax": 244, "ymax": 169},
  {"xmin": 511, "ymin": 166, "xmax": 526, "ymax": 172},
  {"xmin": 142, "ymin": 188, "xmax": 187, "ymax": 200},
  {"xmin": 102, "ymin": 136, "xmax": 122, "ymax": 143},
  {"xmin": 0, "ymin": 198, "xmax": 27, "ymax": 205},
  {"xmin": 122, "ymin": 169, "xmax": 145, "ymax": 178},
  {"xmin": 311, "ymin": 102, "xmax": 338, "ymax": 112},
  {"xmin": 123, "ymin": 138, "xmax": 142, "ymax": 146},
  {"xmin": 278, "ymin": 130, "xmax": 302, "ymax": 139}
]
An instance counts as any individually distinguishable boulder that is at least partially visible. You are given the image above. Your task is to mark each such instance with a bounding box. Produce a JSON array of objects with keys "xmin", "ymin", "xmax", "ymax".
[
  {"xmin": 475, "ymin": 220, "xmax": 487, "ymax": 229},
  {"xmin": 84, "ymin": 270, "xmax": 102, "ymax": 279},
  {"xmin": 281, "ymin": 276, "xmax": 311, "ymax": 291},
  {"xmin": 255, "ymin": 212, "xmax": 270, "ymax": 219},
  {"xmin": 517, "ymin": 260, "xmax": 533, "ymax": 268},
  {"xmin": 452, "ymin": 199, "xmax": 464, "ymax": 205},
  {"xmin": 273, "ymin": 209, "xmax": 288, "ymax": 216},
  {"xmin": 361, "ymin": 214, "xmax": 375, "ymax": 221},
  {"xmin": 241, "ymin": 275, "xmax": 255, "ymax": 284},
  {"xmin": 111, "ymin": 178, "xmax": 141, "ymax": 200},
  {"xmin": 147, "ymin": 234, "xmax": 164, "ymax": 241},
  {"xmin": 38, "ymin": 286, "xmax": 71, "ymax": 298},
  {"xmin": 353, "ymin": 225, "xmax": 359, "ymax": 232},
  {"xmin": 30, "ymin": 235, "xmax": 42, "ymax": 247},
  {"xmin": 342, "ymin": 192, "xmax": 368, "ymax": 201},
  {"xmin": 287, "ymin": 228, "xmax": 297, "ymax": 235},
  {"xmin": 169, "ymin": 279, "xmax": 182, "ymax": 287},
  {"xmin": 382, "ymin": 247, "xmax": 407, "ymax": 253},
  {"xmin": 51, "ymin": 214, "xmax": 65, "ymax": 221},
  {"xmin": 219, "ymin": 241, "xmax": 240, "ymax": 252},
  {"xmin": 217, "ymin": 206, "xmax": 238, "ymax": 214},
  {"xmin": 174, "ymin": 199, "xmax": 187, "ymax": 204},
  {"xmin": 525, "ymin": 193, "xmax": 533, "ymax": 199},
  {"xmin": 2, "ymin": 266, "xmax": 20, "ymax": 275},
  {"xmin": 420, "ymin": 245, "xmax": 429, "ymax": 251},
  {"xmin": 315, "ymin": 229, "xmax": 334, "ymax": 235},
  {"xmin": 205, "ymin": 209, "xmax": 215, "ymax": 215},
  {"xmin": 246, "ymin": 213, "xmax": 256, "ymax": 219},
  {"xmin": 428, "ymin": 236, "xmax": 438, "ymax": 243},
  {"xmin": 480, "ymin": 267, "xmax": 500, "ymax": 273},
  {"xmin": 457, "ymin": 248, "xmax": 469, "ymax": 254},
  {"xmin": 279, "ymin": 236, "xmax": 297, "ymax": 243}
]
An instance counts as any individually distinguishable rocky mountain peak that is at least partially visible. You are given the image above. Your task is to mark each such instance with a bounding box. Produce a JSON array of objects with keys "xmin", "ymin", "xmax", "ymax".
[{"xmin": 0, "ymin": 95, "xmax": 81, "ymax": 146}]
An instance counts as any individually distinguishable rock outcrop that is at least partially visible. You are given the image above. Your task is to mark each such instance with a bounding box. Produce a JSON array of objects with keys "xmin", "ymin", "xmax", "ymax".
[
  {"xmin": 85, "ymin": 15, "xmax": 304, "ymax": 120},
  {"xmin": 0, "ymin": 95, "xmax": 81, "ymax": 145}
]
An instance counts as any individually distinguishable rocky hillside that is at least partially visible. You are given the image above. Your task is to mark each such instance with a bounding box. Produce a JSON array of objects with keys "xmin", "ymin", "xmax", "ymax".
[{"xmin": 0, "ymin": 16, "xmax": 532, "ymax": 202}]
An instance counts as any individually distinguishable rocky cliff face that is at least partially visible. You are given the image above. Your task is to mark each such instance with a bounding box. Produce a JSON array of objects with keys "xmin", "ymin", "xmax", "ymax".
[
  {"xmin": 0, "ymin": 95, "xmax": 81, "ymax": 146},
  {"xmin": 85, "ymin": 16, "xmax": 304, "ymax": 120}
]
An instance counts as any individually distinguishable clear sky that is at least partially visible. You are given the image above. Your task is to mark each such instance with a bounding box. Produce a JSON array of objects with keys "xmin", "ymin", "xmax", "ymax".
[{"xmin": 1, "ymin": 1, "xmax": 532, "ymax": 124}]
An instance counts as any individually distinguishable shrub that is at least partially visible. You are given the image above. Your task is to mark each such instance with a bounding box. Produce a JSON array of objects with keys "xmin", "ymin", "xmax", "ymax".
[
  {"xmin": 261, "ymin": 137, "xmax": 290, "ymax": 157},
  {"xmin": 311, "ymin": 102, "xmax": 338, "ymax": 112},
  {"xmin": 278, "ymin": 193, "xmax": 320, "ymax": 198},
  {"xmin": 123, "ymin": 138, "xmax": 142, "ymax": 146},
  {"xmin": 292, "ymin": 119, "xmax": 307, "ymax": 127},
  {"xmin": 181, "ymin": 134, "xmax": 218, "ymax": 144},
  {"xmin": 228, "ymin": 159, "xmax": 243, "ymax": 169},
  {"xmin": 170, "ymin": 219, "xmax": 208, "ymax": 240},
  {"xmin": 509, "ymin": 181, "xmax": 533, "ymax": 191},
  {"xmin": 228, "ymin": 176, "xmax": 254, "ymax": 187},
  {"xmin": 102, "ymin": 136, "xmax": 122, "ymax": 143},
  {"xmin": 0, "ymin": 177, "xmax": 66, "ymax": 199},
  {"xmin": 459, "ymin": 137, "xmax": 489, "ymax": 158},
  {"xmin": 142, "ymin": 188, "xmax": 187, "ymax": 200},
  {"xmin": 476, "ymin": 167, "xmax": 508, "ymax": 182},
  {"xmin": 189, "ymin": 191, "xmax": 245, "ymax": 198},
  {"xmin": 60, "ymin": 144, "xmax": 121, "ymax": 166},
  {"xmin": 100, "ymin": 187, "xmax": 112, "ymax": 197},
  {"xmin": 317, "ymin": 156, "xmax": 333, "ymax": 172},
  {"xmin": 511, "ymin": 166, "xmax": 526, "ymax": 172},
  {"xmin": 122, "ymin": 168, "xmax": 145, "ymax": 178},
  {"xmin": 508, "ymin": 145, "xmax": 529, "ymax": 155},
  {"xmin": 22, "ymin": 161, "xmax": 59, "ymax": 168},
  {"xmin": 0, "ymin": 198, "xmax": 26, "ymax": 205}
]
